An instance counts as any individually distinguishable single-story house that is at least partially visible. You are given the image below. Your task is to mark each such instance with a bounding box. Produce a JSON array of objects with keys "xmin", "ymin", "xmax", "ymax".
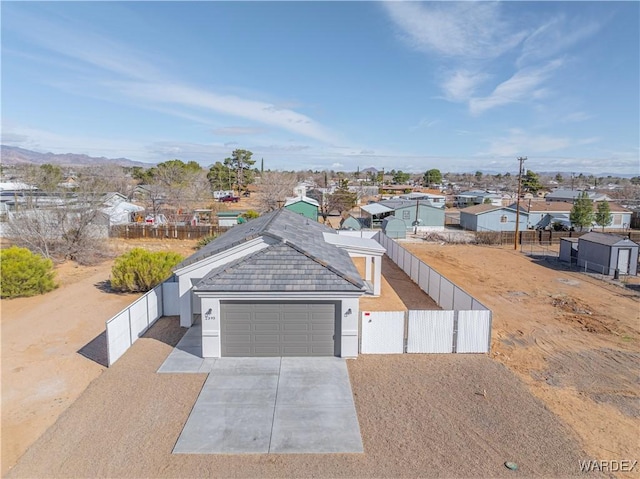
[
  {"xmin": 454, "ymin": 191, "xmax": 502, "ymax": 208},
  {"xmin": 460, "ymin": 204, "xmax": 529, "ymax": 232},
  {"xmin": 284, "ymin": 195, "xmax": 319, "ymax": 221},
  {"xmin": 171, "ymin": 208, "xmax": 385, "ymax": 358},
  {"xmin": 560, "ymin": 232, "xmax": 638, "ymax": 276},
  {"xmin": 545, "ymin": 189, "xmax": 610, "ymax": 202},
  {"xmin": 398, "ymin": 191, "xmax": 446, "ymax": 206},
  {"xmin": 100, "ymin": 201, "xmax": 144, "ymax": 225},
  {"xmin": 516, "ymin": 201, "xmax": 632, "ymax": 230},
  {"xmin": 360, "ymin": 199, "xmax": 445, "ymax": 231}
]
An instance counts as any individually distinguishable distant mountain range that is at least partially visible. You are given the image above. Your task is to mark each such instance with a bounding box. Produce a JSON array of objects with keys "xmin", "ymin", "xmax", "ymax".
[{"xmin": 0, "ymin": 145, "xmax": 149, "ymax": 168}]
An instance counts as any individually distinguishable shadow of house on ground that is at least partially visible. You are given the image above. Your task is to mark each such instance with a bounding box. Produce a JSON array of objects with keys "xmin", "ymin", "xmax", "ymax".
[{"xmin": 381, "ymin": 256, "xmax": 441, "ymax": 310}]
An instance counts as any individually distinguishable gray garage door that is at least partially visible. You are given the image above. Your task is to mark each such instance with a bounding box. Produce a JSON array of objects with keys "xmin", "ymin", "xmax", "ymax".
[{"xmin": 221, "ymin": 302, "xmax": 336, "ymax": 357}]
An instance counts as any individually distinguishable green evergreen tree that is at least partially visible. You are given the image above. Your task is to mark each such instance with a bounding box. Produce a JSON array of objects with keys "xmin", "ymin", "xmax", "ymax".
[
  {"xmin": 594, "ymin": 201, "xmax": 612, "ymax": 231},
  {"xmin": 522, "ymin": 170, "xmax": 543, "ymax": 193},
  {"xmin": 570, "ymin": 191, "xmax": 594, "ymax": 231},
  {"xmin": 423, "ymin": 169, "xmax": 442, "ymax": 186}
]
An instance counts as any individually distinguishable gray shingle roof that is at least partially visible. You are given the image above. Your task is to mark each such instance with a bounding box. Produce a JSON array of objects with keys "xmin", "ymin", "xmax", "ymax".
[
  {"xmin": 178, "ymin": 208, "xmax": 365, "ymax": 292},
  {"xmin": 194, "ymin": 243, "xmax": 363, "ymax": 292}
]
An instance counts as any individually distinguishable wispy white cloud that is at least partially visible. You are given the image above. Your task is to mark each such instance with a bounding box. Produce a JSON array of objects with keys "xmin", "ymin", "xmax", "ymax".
[
  {"xmin": 409, "ymin": 118, "xmax": 439, "ymax": 132},
  {"xmin": 109, "ymin": 82, "xmax": 336, "ymax": 144},
  {"xmin": 517, "ymin": 15, "xmax": 603, "ymax": 67},
  {"xmin": 383, "ymin": 2, "xmax": 606, "ymax": 119},
  {"xmin": 483, "ymin": 128, "xmax": 598, "ymax": 157},
  {"xmin": 383, "ymin": 2, "xmax": 527, "ymax": 60},
  {"xmin": 212, "ymin": 126, "xmax": 269, "ymax": 136},
  {"xmin": 563, "ymin": 111, "xmax": 593, "ymax": 123},
  {"xmin": 441, "ymin": 69, "xmax": 490, "ymax": 102},
  {"xmin": 469, "ymin": 59, "xmax": 564, "ymax": 115},
  {"xmin": 7, "ymin": 7, "xmax": 339, "ymax": 145}
]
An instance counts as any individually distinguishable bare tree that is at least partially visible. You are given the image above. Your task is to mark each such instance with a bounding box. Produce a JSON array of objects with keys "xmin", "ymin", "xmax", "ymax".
[
  {"xmin": 5, "ymin": 165, "xmax": 118, "ymax": 265},
  {"xmin": 255, "ymin": 171, "xmax": 298, "ymax": 212}
]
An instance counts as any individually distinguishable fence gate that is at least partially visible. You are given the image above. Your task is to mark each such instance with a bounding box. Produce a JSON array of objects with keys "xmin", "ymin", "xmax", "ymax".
[
  {"xmin": 407, "ymin": 310, "xmax": 454, "ymax": 353},
  {"xmin": 360, "ymin": 311, "xmax": 405, "ymax": 354}
]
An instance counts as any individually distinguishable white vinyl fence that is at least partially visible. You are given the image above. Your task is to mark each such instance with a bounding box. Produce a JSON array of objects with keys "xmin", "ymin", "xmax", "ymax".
[
  {"xmin": 376, "ymin": 232, "xmax": 490, "ymax": 311},
  {"xmin": 361, "ymin": 232, "xmax": 493, "ymax": 354},
  {"xmin": 361, "ymin": 310, "xmax": 491, "ymax": 354},
  {"xmin": 361, "ymin": 311, "xmax": 405, "ymax": 353},
  {"xmin": 105, "ymin": 280, "xmax": 179, "ymax": 366}
]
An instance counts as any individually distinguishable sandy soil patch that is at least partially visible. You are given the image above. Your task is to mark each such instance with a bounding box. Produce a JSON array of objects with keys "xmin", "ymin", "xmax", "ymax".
[
  {"xmin": 7, "ymin": 317, "xmax": 589, "ymax": 478},
  {"xmin": 402, "ymin": 242, "xmax": 640, "ymax": 462},
  {"xmin": 0, "ymin": 239, "xmax": 198, "ymax": 475},
  {"xmin": 1, "ymin": 261, "xmax": 140, "ymax": 475}
]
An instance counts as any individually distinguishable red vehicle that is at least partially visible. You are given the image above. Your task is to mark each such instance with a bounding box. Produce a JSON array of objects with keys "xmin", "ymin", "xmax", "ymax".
[{"xmin": 219, "ymin": 194, "xmax": 240, "ymax": 203}]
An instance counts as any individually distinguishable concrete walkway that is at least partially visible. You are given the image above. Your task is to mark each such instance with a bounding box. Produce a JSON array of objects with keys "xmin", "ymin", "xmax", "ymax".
[{"xmin": 171, "ymin": 357, "xmax": 363, "ymax": 454}]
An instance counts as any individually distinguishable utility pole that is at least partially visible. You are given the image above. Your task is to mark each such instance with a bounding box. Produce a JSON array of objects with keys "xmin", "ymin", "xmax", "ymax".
[{"xmin": 514, "ymin": 156, "xmax": 526, "ymax": 250}]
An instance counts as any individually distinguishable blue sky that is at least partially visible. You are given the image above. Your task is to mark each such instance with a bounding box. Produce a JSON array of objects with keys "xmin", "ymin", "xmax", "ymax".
[{"xmin": 2, "ymin": 1, "xmax": 639, "ymax": 174}]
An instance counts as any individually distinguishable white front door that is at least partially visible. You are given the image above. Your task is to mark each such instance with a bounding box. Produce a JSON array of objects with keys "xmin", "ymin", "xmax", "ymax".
[{"xmin": 617, "ymin": 249, "xmax": 631, "ymax": 275}]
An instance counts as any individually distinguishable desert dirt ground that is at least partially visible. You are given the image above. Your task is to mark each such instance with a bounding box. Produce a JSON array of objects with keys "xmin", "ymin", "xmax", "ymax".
[
  {"xmin": 1, "ymin": 239, "xmax": 432, "ymax": 475},
  {"xmin": 403, "ymin": 242, "xmax": 640, "ymax": 462},
  {"xmin": 0, "ymin": 239, "xmax": 199, "ymax": 475},
  {"xmin": 7, "ymin": 316, "xmax": 589, "ymax": 478},
  {"xmin": 2, "ymin": 236, "xmax": 635, "ymax": 477}
]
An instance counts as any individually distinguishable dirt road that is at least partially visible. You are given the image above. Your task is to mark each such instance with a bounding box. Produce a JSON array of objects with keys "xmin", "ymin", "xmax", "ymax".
[{"xmin": 404, "ymin": 242, "xmax": 640, "ymax": 461}]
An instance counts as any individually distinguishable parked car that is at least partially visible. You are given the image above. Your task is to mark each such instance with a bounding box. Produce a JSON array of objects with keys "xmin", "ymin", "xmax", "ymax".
[{"xmin": 219, "ymin": 195, "xmax": 240, "ymax": 203}]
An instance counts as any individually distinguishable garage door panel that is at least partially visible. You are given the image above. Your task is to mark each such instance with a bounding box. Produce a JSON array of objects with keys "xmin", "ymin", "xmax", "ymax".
[
  {"xmin": 225, "ymin": 323, "xmax": 252, "ymax": 332},
  {"xmin": 282, "ymin": 323, "xmax": 310, "ymax": 331},
  {"xmin": 221, "ymin": 302, "xmax": 337, "ymax": 357},
  {"xmin": 254, "ymin": 323, "xmax": 281, "ymax": 332}
]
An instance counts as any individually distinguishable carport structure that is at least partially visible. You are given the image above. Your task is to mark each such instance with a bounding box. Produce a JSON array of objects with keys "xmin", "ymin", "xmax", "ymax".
[{"xmin": 172, "ymin": 208, "xmax": 384, "ymax": 358}]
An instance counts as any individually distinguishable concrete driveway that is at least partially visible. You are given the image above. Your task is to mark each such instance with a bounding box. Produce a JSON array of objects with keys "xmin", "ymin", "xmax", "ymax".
[{"xmin": 172, "ymin": 357, "xmax": 363, "ymax": 454}]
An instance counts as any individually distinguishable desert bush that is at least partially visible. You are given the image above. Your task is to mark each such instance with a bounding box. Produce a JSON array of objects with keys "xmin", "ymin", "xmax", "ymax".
[
  {"xmin": 474, "ymin": 231, "xmax": 502, "ymax": 245},
  {"xmin": 110, "ymin": 248, "xmax": 183, "ymax": 292},
  {"xmin": 196, "ymin": 235, "xmax": 218, "ymax": 249},
  {"xmin": 241, "ymin": 210, "xmax": 260, "ymax": 220},
  {"xmin": 1, "ymin": 246, "xmax": 58, "ymax": 298}
]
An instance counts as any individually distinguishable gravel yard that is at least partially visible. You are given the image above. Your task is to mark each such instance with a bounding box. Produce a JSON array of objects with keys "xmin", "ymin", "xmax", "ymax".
[{"xmin": 7, "ymin": 316, "xmax": 590, "ymax": 478}]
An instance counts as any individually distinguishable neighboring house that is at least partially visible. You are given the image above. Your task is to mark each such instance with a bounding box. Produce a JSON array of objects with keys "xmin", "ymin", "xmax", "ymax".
[
  {"xmin": 284, "ymin": 196, "xmax": 319, "ymax": 221},
  {"xmin": 398, "ymin": 191, "xmax": 447, "ymax": 206},
  {"xmin": 459, "ymin": 204, "xmax": 529, "ymax": 232},
  {"xmin": 171, "ymin": 208, "xmax": 385, "ymax": 358},
  {"xmin": 360, "ymin": 199, "xmax": 445, "ymax": 231},
  {"xmin": 518, "ymin": 201, "xmax": 632, "ymax": 230},
  {"xmin": 545, "ymin": 189, "xmax": 611, "ymax": 202},
  {"xmin": 560, "ymin": 232, "xmax": 638, "ymax": 276},
  {"xmin": 103, "ymin": 192, "xmax": 129, "ymax": 207},
  {"xmin": 293, "ymin": 181, "xmax": 317, "ymax": 198},
  {"xmin": 454, "ymin": 191, "xmax": 502, "ymax": 207},
  {"xmin": 100, "ymin": 201, "xmax": 144, "ymax": 225}
]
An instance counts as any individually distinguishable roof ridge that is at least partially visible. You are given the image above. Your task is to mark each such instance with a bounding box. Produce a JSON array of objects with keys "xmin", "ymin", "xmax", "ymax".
[
  {"xmin": 281, "ymin": 240, "xmax": 365, "ymax": 289},
  {"xmin": 196, "ymin": 243, "xmax": 279, "ymax": 285}
]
